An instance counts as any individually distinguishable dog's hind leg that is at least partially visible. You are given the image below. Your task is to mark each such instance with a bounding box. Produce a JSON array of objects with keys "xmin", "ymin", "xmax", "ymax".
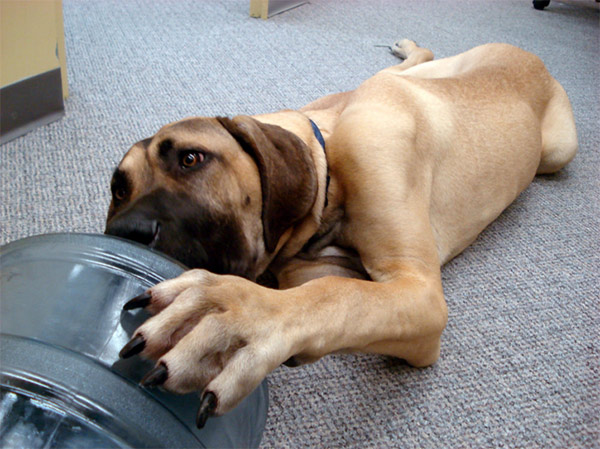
[
  {"xmin": 390, "ymin": 39, "xmax": 434, "ymax": 70},
  {"xmin": 537, "ymin": 78, "xmax": 578, "ymax": 174}
]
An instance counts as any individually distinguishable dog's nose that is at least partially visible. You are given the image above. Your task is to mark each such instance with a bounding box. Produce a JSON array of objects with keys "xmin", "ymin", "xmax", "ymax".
[{"xmin": 105, "ymin": 217, "xmax": 160, "ymax": 246}]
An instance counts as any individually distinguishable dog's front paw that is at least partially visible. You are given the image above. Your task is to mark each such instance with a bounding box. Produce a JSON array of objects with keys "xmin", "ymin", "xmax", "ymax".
[{"xmin": 119, "ymin": 269, "xmax": 290, "ymax": 426}]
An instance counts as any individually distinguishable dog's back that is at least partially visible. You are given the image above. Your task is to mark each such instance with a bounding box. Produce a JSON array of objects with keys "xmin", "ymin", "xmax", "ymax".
[{"xmin": 325, "ymin": 43, "xmax": 577, "ymax": 262}]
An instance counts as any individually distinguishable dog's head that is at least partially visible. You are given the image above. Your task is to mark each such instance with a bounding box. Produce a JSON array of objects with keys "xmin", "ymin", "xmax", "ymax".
[{"xmin": 105, "ymin": 116, "xmax": 317, "ymax": 280}]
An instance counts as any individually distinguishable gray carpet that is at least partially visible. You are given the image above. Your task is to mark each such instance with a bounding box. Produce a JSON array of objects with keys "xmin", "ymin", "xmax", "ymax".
[{"xmin": 1, "ymin": 0, "xmax": 598, "ymax": 447}]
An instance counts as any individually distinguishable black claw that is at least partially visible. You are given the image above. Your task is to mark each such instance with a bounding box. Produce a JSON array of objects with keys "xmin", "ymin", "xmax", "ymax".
[
  {"xmin": 196, "ymin": 391, "xmax": 217, "ymax": 429},
  {"xmin": 140, "ymin": 362, "xmax": 169, "ymax": 388},
  {"xmin": 119, "ymin": 334, "xmax": 146, "ymax": 359},
  {"xmin": 123, "ymin": 291, "xmax": 152, "ymax": 310}
]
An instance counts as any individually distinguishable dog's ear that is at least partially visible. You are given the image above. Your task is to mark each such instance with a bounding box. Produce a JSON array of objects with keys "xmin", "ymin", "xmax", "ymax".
[{"xmin": 217, "ymin": 116, "xmax": 317, "ymax": 253}]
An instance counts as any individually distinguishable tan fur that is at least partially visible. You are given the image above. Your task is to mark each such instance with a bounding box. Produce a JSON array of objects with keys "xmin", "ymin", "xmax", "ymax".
[{"xmin": 112, "ymin": 40, "xmax": 577, "ymax": 415}]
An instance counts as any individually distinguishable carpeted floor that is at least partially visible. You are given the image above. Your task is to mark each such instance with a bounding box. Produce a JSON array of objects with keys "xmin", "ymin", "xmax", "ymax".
[{"xmin": 1, "ymin": 1, "xmax": 598, "ymax": 447}]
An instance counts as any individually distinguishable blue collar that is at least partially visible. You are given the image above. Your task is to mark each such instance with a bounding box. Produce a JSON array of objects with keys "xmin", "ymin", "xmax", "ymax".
[
  {"xmin": 309, "ymin": 119, "xmax": 326, "ymax": 150},
  {"xmin": 308, "ymin": 119, "xmax": 330, "ymax": 208}
]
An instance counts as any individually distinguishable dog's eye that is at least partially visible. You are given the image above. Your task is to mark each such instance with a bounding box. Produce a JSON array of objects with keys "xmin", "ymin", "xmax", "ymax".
[
  {"xmin": 180, "ymin": 151, "xmax": 205, "ymax": 168},
  {"xmin": 114, "ymin": 188, "xmax": 126, "ymax": 201}
]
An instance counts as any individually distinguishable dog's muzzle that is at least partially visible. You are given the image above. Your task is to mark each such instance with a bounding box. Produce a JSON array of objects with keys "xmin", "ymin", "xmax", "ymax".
[
  {"xmin": 104, "ymin": 189, "xmax": 209, "ymax": 268},
  {"xmin": 104, "ymin": 189, "xmax": 254, "ymax": 276}
]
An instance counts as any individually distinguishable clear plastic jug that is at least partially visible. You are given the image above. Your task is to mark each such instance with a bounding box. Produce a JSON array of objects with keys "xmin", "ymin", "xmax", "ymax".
[{"xmin": 0, "ymin": 233, "xmax": 268, "ymax": 448}]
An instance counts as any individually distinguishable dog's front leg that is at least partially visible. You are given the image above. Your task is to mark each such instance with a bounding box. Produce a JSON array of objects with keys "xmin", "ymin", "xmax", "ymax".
[{"xmin": 119, "ymin": 259, "xmax": 447, "ymax": 425}]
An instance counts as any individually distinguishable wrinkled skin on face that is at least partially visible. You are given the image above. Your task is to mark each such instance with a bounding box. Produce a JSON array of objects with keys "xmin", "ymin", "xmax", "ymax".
[
  {"xmin": 105, "ymin": 116, "xmax": 318, "ymax": 281},
  {"xmin": 105, "ymin": 117, "xmax": 267, "ymax": 279}
]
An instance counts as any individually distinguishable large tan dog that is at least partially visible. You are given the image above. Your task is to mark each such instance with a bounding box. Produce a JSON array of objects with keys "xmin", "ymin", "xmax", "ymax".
[{"xmin": 105, "ymin": 40, "xmax": 577, "ymax": 427}]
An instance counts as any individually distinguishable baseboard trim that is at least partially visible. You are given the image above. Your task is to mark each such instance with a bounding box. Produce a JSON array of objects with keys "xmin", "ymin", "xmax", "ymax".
[{"xmin": 1, "ymin": 68, "xmax": 65, "ymax": 145}]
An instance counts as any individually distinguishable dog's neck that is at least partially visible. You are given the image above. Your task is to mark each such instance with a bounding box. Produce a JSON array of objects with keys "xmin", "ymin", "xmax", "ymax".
[
  {"xmin": 260, "ymin": 113, "xmax": 350, "ymax": 280},
  {"xmin": 247, "ymin": 110, "xmax": 331, "ymax": 273},
  {"xmin": 251, "ymin": 94, "xmax": 351, "ymax": 269}
]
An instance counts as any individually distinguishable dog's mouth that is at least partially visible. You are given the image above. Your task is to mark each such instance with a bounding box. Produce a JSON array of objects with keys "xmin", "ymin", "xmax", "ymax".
[
  {"xmin": 105, "ymin": 218, "xmax": 162, "ymax": 251},
  {"xmin": 148, "ymin": 221, "xmax": 160, "ymax": 249}
]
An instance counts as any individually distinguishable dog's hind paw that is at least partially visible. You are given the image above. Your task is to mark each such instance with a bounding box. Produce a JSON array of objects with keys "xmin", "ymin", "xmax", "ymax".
[{"xmin": 391, "ymin": 39, "xmax": 418, "ymax": 60}]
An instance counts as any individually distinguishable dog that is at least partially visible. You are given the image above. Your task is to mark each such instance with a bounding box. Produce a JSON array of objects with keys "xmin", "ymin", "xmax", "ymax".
[{"xmin": 105, "ymin": 40, "xmax": 577, "ymax": 427}]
